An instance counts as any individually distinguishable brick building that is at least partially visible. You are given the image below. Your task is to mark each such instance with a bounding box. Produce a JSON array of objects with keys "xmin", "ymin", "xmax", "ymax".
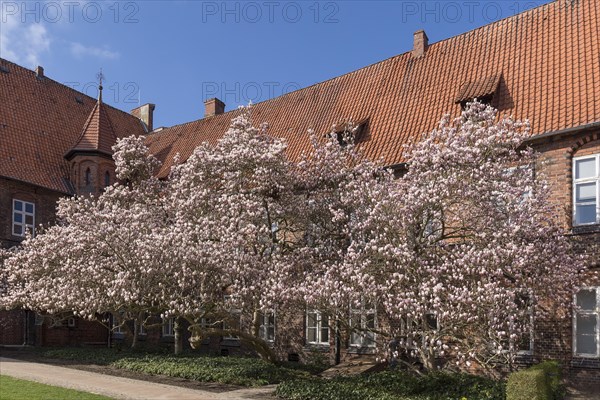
[{"xmin": 1, "ymin": 0, "xmax": 599, "ymax": 383}]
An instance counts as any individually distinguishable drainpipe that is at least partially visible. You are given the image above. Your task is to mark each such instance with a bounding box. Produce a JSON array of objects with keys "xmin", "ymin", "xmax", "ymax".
[{"xmin": 23, "ymin": 310, "xmax": 28, "ymax": 345}]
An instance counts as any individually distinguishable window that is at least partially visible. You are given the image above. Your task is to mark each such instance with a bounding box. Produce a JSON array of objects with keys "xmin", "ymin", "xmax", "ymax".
[
  {"xmin": 574, "ymin": 287, "xmax": 600, "ymax": 357},
  {"xmin": 104, "ymin": 171, "xmax": 111, "ymax": 187},
  {"xmin": 514, "ymin": 293, "xmax": 534, "ymax": 355},
  {"xmin": 85, "ymin": 168, "xmax": 92, "ymax": 186},
  {"xmin": 259, "ymin": 311, "xmax": 275, "ymax": 343},
  {"xmin": 134, "ymin": 320, "xmax": 146, "ymax": 336},
  {"xmin": 350, "ymin": 302, "xmax": 376, "ymax": 347},
  {"xmin": 112, "ymin": 314, "xmax": 124, "ymax": 335},
  {"xmin": 223, "ymin": 295, "xmax": 241, "ymax": 340},
  {"xmin": 573, "ymin": 154, "xmax": 600, "ymax": 225},
  {"xmin": 12, "ymin": 199, "xmax": 35, "ymax": 237},
  {"xmin": 162, "ymin": 317, "xmax": 175, "ymax": 337},
  {"xmin": 306, "ymin": 310, "xmax": 329, "ymax": 345}
]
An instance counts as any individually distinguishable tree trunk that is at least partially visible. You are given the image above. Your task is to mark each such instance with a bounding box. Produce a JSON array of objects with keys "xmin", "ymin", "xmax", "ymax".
[
  {"xmin": 131, "ymin": 320, "xmax": 139, "ymax": 349},
  {"xmin": 174, "ymin": 317, "xmax": 184, "ymax": 355},
  {"xmin": 188, "ymin": 326, "xmax": 278, "ymax": 363},
  {"xmin": 252, "ymin": 310, "xmax": 260, "ymax": 337},
  {"xmin": 335, "ymin": 319, "xmax": 341, "ymax": 365}
]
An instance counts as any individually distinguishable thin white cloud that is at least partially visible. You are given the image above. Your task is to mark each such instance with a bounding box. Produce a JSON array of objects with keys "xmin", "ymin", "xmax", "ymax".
[
  {"xmin": 70, "ymin": 42, "xmax": 119, "ymax": 60},
  {"xmin": 0, "ymin": 16, "xmax": 51, "ymax": 67}
]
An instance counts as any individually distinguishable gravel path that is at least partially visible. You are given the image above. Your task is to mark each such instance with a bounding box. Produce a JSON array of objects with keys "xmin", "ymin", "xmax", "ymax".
[{"xmin": 0, "ymin": 357, "xmax": 276, "ymax": 400}]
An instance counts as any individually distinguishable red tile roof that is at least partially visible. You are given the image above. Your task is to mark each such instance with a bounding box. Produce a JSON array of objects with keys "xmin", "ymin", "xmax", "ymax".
[
  {"xmin": 146, "ymin": 0, "xmax": 600, "ymax": 178},
  {"xmin": 0, "ymin": 59, "xmax": 146, "ymax": 194},
  {"xmin": 65, "ymin": 96, "xmax": 118, "ymax": 160}
]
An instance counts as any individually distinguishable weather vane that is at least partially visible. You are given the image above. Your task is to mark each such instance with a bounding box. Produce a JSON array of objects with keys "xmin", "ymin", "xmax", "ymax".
[
  {"xmin": 96, "ymin": 69, "xmax": 105, "ymax": 90},
  {"xmin": 96, "ymin": 69, "xmax": 105, "ymax": 102}
]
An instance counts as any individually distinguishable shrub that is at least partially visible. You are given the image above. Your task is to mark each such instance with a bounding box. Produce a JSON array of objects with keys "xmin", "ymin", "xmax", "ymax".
[
  {"xmin": 530, "ymin": 361, "xmax": 564, "ymax": 400},
  {"xmin": 507, "ymin": 368, "xmax": 550, "ymax": 400}
]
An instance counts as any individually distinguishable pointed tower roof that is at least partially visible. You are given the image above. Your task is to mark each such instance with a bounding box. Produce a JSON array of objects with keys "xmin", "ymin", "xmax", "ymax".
[{"xmin": 65, "ymin": 84, "xmax": 118, "ymax": 160}]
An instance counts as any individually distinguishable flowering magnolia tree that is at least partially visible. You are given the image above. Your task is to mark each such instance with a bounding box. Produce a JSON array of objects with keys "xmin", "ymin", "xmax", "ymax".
[
  {"xmin": 162, "ymin": 110, "xmax": 304, "ymax": 360},
  {"xmin": 277, "ymin": 126, "xmax": 396, "ymax": 362},
  {"xmin": 0, "ymin": 102, "xmax": 582, "ymax": 372},
  {"xmin": 1, "ymin": 136, "xmax": 173, "ymax": 347},
  {"xmin": 0, "ymin": 109, "xmax": 301, "ymax": 359},
  {"xmin": 320, "ymin": 102, "xmax": 582, "ymax": 374}
]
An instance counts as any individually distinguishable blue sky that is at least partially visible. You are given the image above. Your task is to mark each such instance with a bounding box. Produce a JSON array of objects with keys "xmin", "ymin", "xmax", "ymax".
[{"xmin": 0, "ymin": 0, "xmax": 552, "ymax": 128}]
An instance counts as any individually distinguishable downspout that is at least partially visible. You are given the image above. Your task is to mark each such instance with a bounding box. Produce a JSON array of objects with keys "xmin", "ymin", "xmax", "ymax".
[{"xmin": 23, "ymin": 310, "xmax": 28, "ymax": 345}]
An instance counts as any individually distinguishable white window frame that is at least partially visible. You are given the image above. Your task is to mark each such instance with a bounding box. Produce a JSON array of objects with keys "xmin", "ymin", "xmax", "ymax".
[
  {"xmin": 516, "ymin": 314, "xmax": 534, "ymax": 355},
  {"xmin": 573, "ymin": 154, "xmax": 600, "ymax": 226},
  {"xmin": 306, "ymin": 310, "xmax": 329, "ymax": 346},
  {"xmin": 349, "ymin": 301, "xmax": 377, "ymax": 348},
  {"xmin": 397, "ymin": 316, "xmax": 418, "ymax": 349},
  {"xmin": 134, "ymin": 320, "xmax": 146, "ymax": 336},
  {"xmin": 162, "ymin": 317, "xmax": 175, "ymax": 337},
  {"xmin": 258, "ymin": 311, "xmax": 275, "ymax": 343},
  {"xmin": 12, "ymin": 199, "xmax": 35, "ymax": 237},
  {"xmin": 112, "ymin": 314, "xmax": 124, "ymax": 334},
  {"xmin": 513, "ymin": 292, "xmax": 534, "ymax": 355},
  {"xmin": 573, "ymin": 287, "xmax": 600, "ymax": 357}
]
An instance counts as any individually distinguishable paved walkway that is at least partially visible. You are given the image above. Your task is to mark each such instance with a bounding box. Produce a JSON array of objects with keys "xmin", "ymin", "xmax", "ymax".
[{"xmin": 0, "ymin": 357, "xmax": 275, "ymax": 400}]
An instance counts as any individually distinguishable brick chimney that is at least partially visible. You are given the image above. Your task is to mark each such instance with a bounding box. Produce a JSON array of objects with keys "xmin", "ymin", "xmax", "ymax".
[
  {"xmin": 131, "ymin": 103, "xmax": 156, "ymax": 132},
  {"xmin": 35, "ymin": 66, "xmax": 44, "ymax": 78},
  {"xmin": 412, "ymin": 30, "xmax": 429, "ymax": 58},
  {"xmin": 204, "ymin": 98, "xmax": 225, "ymax": 117}
]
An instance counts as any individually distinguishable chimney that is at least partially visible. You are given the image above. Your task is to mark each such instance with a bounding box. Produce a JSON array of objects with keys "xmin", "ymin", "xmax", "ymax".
[
  {"xmin": 131, "ymin": 103, "xmax": 156, "ymax": 132},
  {"xmin": 204, "ymin": 98, "xmax": 225, "ymax": 117},
  {"xmin": 412, "ymin": 30, "xmax": 429, "ymax": 58},
  {"xmin": 35, "ymin": 66, "xmax": 44, "ymax": 78}
]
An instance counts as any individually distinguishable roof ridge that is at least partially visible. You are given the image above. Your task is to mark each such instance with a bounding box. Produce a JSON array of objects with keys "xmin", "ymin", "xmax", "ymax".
[
  {"xmin": 428, "ymin": 0, "xmax": 557, "ymax": 49},
  {"xmin": 0, "ymin": 57, "xmax": 139, "ymax": 122},
  {"xmin": 151, "ymin": 1, "xmax": 559, "ymax": 132}
]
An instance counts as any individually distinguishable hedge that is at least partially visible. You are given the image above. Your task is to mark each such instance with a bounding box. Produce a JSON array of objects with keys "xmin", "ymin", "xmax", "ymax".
[{"xmin": 507, "ymin": 361, "xmax": 564, "ymax": 400}]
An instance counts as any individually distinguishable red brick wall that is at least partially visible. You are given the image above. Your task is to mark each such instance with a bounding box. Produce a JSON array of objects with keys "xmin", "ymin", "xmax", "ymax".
[
  {"xmin": 0, "ymin": 177, "xmax": 66, "ymax": 249},
  {"xmin": 40, "ymin": 318, "xmax": 108, "ymax": 347},
  {"xmin": 67, "ymin": 155, "xmax": 115, "ymax": 196},
  {"xmin": 0, "ymin": 310, "xmax": 25, "ymax": 345},
  {"xmin": 531, "ymin": 130, "xmax": 600, "ymax": 384}
]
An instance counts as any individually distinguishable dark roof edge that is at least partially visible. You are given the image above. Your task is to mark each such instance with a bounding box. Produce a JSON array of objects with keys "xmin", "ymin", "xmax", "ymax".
[
  {"xmin": 64, "ymin": 149, "xmax": 114, "ymax": 161},
  {"xmin": 525, "ymin": 121, "xmax": 600, "ymax": 144},
  {"xmin": 0, "ymin": 175, "xmax": 71, "ymax": 196}
]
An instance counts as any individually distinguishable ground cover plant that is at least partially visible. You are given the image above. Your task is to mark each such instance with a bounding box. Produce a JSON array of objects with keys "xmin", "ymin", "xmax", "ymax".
[
  {"xmin": 41, "ymin": 348, "xmax": 311, "ymax": 387},
  {"xmin": 0, "ymin": 375, "xmax": 112, "ymax": 400},
  {"xmin": 276, "ymin": 370, "xmax": 506, "ymax": 400}
]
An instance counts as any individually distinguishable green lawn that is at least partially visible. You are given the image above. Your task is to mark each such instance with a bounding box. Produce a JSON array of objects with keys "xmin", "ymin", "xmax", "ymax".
[{"xmin": 0, "ymin": 375, "xmax": 113, "ymax": 400}]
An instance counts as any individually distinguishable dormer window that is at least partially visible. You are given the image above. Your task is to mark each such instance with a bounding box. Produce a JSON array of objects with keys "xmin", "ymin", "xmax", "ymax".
[
  {"xmin": 331, "ymin": 120, "xmax": 368, "ymax": 147},
  {"xmin": 455, "ymin": 74, "xmax": 502, "ymax": 110}
]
